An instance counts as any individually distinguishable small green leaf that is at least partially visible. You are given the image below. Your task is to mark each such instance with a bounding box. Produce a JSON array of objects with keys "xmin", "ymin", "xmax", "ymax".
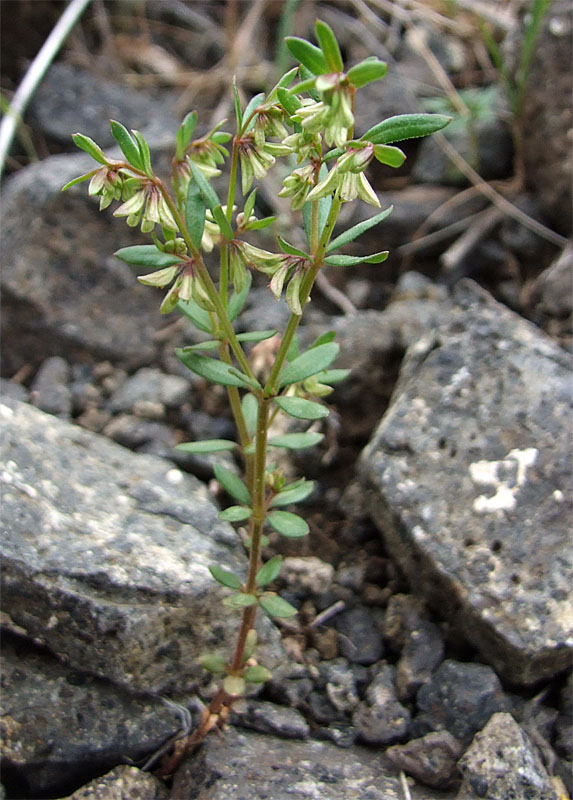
[
  {"xmin": 347, "ymin": 57, "xmax": 388, "ymax": 88},
  {"xmin": 187, "ymin": 159, "xmax": 222, "ymax": 211},
  {"xmin": 209, "ymin": 565, "xmax": 243, "ymax": 590},
  {"xmin": 259, "ymin": 594, "xmax": 298, "ymax": 617},
  {"xmin": 176, "ymin": 439, "xmax": 236, "ymax": 454},
  {"xmin": 177, "ymin": 297, "xmax": 213, "ymax": 334},
  {"xmin": 219, "ymin": 505, "xmax": 253, "ymax": 523},
  {"xmin": 277, "ymin": 86, "xmax": 302, "ymax": 116},
  {"xmin": 274, "ymin": 396, "xmax": 329, "ymax": 420},
  {"xmin": 311, "ymin": 330, "xmax": 336, "ymax": 348},
  {"xmin": 324, "ymin": 251, "xmax": 389, "ymax": 267},
  {"xmin": 269, "ymin": 432, "xmax": 324, "ymax": 450},
  {"xmin": 200, "ymin": 654, "xmax": 227, "ymax": 674},
  {"xmin": 109, "ymin": 120, "xmax": 144, "ymax": 169},
  {"xmin": 243, "ymin": 189, "xmax": 257, "ymax": 221},
  {"xmin": 270, "ymin": 479, "xmax": 315, "ymax": 508},
  {"xmin": 236, "ymin": 329, "xmax": 277, "ymax": 343},
  {"xmin": 241, "ymin": 393, "xmax": 258, "ymax": 438},
  {"xmin": 277, "ymin": 236, "xmax": 309, "ymax": 258},
  {"xmin": 243, "ymin": 629, "xmax": 258, "ymax": 661},
  {"xmin": 279, "ymin": 342, "xmax": 339, "ymax": 387},
  {"xmin": 228, "ymin": 271, "xmax": 252, "ymax": 322},
  {"xmin": 244, "ymin": 216, "xmax": 277, "ymax": 231},
  {"xmin": 285, "ymin": 37, "xmax": 328, "ymax": 75},
  {"xmin": 319, "ymin": 368, "xmax": 351, "ymax": 384},
  {"xmin": 326, "ymin": 206, "xmax": 393, "ymax": 253},
  {"xmin": 361, "ymin": 113, "xmax": 452, "ymax": 145},
  {"xmin": 71, "ymin": 133, "xmax": 108, "ymax": 164},
  {"xmin": 176, "ymin": 111, "xmax": 198, "ymax": 161},
  {"xmin": 373, "ymin": 144, "xmax": 406, "ymax": 168},
  {"xmin": 223, "ymin": 593, "xmax": 258, "ymax": 609},
  {"xmin": 267, "ymin": 510, "xmax": 309, "ymax": 537},
  {"xmin": 233, "ymin": 78, "xmax": 243, "ymax": 129},
  {"xmin": 242, "ymin": 92, "xmax": 266, "ymax": 131},
  {"xmin": 214, "ymin": 464, "xmax": 251, "ymax": 505},
  {"xmin": 180, "ymin": 340, "xmax": 220, "ymax": 352},
  {"xmin": 223, "ymin": 675, "xmax": 246, "ymax": 696},
  {"xmin": 185, "ymin": 178, "xmax": 206, "ymax": 249},
  {"xmin": 212, "ymin": 205, "xmax": 234, "ymax": 240},
  {"xmin": 61, "ymin": 170, "xmax": 99, "ymax": 191},
  {"xmin": 314, "ymin": 19, "xmax": 344, "ymax": 72},
  {"xmin": 286, "ymin": 336, "xmax": 300, "ymax": 362},
  {"xmin": 114, "ymin": 245, "xmax": 183, "ymax": 268},
  {"xmin": 176, "ymin": 350, "xmax": 253, "ymax": 388},
  {"xmin": 244, "ymin": 665, "xmax": 272, "ymax": 683},
  {"xmin": 132, "ymin": 130, "xmax": 153, "ymax": 177},
  {"xmin": 256, "ymin": 555, "xmax": 283, "ymax": 587}
]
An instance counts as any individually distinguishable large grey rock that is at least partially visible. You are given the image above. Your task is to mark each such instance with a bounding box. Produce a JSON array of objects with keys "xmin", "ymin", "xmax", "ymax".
[
  {"xmin": 0, "ymin": 155, "xmax": 162, "ymax": 373},
  {"xmin": 0, "ymin": 399, "xmax": 282, "ymax": 692},
  {"xmin": 458, "ymin": 712, "xmax": 559, "ymax": 800},
  {"xmin": 170, "ymin": 726, "xmax": 450, "ymax": 800},
  {"xmin": 359, "ymin": 281, "xmax": 572, "ymax": 684},
  {"xmin": 1, "ymin": 636, "xmax": 174, "ymax": 798}
]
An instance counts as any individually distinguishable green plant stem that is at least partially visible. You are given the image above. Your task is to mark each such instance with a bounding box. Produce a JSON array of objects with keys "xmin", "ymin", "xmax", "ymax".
[
  {"xmin": 220, "ymin": 244, "xmax": 229, "ymax": 307},
  {"xmin": 226, "ymin": 141, "xmax": 240, "ymax": 221}
]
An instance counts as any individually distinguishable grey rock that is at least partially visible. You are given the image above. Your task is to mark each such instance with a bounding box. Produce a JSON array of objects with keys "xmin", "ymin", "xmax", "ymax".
[
  {"xmin": 31, "ymin": 62, "xmax": 179, "ymax": 149},
  {"xmin": 0, "ymin": 636, "xmax": 175, "ymax": 798},
  {"xmin": 1, "ymin": 154, "xmax": 161, "ymax": 373},
  {"xmin": 335, "ymin": 605, "xmax": 384, "ymax": 665},
  {"xmin": 230, "ymin": 700, "xmax": 310, "ymax": 739},
  {"xmin": 530, "ymin": 241, "xmax": 573, "ymax": 319},
  {"xmin": 107, "ymin": 368, "xmax": 191, "ymax": 414},
  {"xmin": 280, "ymin": 556, "xmax": 335, "ymax": 598},
  {"xmin": 58, "ymin": 765, "xmax": 169, "ymax": 799},
  {"xmin": 359, "ymin": 281, "xmax": 573, "ymax": 684},
  {"xmin": 170, "ymin": 726, "xmax": 448, "ymax": 799},
  {"xmin": 415, "ymin": 659, "xmax": 507, "ymax": 746},
  {"xmin": 308, "ymin": 690, "xmax": 348, "ymax": 726},
  {"xmin": 0, "ymin": 378, "xmax": 29, "ymax": 403},
  {"xmin": 458, "ymin": 712, "xmax": 559, "ymax": 800},
  {"xmin": 267, "ymin": 663, "xmax": 314, "ymax": 709},
  {"xmin": 353, "ymin": 664, "xmax": 411, "ymax": 746},
  {"xmin": 0, "ymin": 399, "xmax": 282, "ymax": 692},
  {"xmin": 325, "ymin": 661, "xmax": 360, "ymax": 713},
  {"xmin": 556, "ymin": 672, "xmax": 573, "ymax": 760},
  {"xmin": 315, "ymin": 724, "xmax": 358, "ymax": 748},
  {"xmin": 103, "ymin": 413, "xmax": 178, "ymax": 452},
  {"xmin": 385, "ymin": 731, "xmax": 463, "ymax": 790},
  {"xmin": 30, "ymin": 356, "xmax": 73, "ymax": 417}
]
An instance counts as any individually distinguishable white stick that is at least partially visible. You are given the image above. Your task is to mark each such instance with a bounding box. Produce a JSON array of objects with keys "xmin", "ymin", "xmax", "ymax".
[{"xmin": 0, "ymin": 0, "xmax": 93, "ymax": 178}]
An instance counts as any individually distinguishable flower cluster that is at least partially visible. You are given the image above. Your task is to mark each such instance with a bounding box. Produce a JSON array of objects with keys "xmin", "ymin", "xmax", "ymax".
[
  {"xmin": 294, "ymin": 74, "xmax": 354, "ymax": 149},
  {"xmin": 307, "ymin": 142, "xmax": 379, "ymax": 206},
  {"xmin": 237, "ymin": 133, "xmax": 291, "ymax": 195},
  {"xmin": 114, "ymin": 180, "xmax": 178, "ymax": 233}
]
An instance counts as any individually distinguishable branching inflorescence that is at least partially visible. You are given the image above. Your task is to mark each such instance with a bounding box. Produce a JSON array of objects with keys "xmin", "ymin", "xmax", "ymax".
[{"xmin": 64, "ymin": 19, "xmax": 450, "ymax": 762}]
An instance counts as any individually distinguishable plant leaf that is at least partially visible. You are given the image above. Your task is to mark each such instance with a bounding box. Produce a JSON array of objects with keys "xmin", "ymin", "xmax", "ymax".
[
  {"xmin": 176, "ymin": 439, "xmax": 236, "ymax": 454},
  {"xmin": 324, "ymin": 251, "xmax": 389, "ymax": 267},
  {"xmin": 256, "ymin": 554, "xmax": 283, "ymax": 587},
  {"xmin": 347, "ymin": 57, "xmax": 388, "ymax": 88},
  {"xmin": 132, "ymin": 130, "xmax": 153, "ymax": 177},
  {"xmin": 259, "ymin": 594, "xmax": 298, "ymax": 617},
  {"xmin": 244, "ymin": 665, "xmax": 272, "ymax": 683},
  {"xmin": 273, "ymin": 396, "xmax": 329, "ymax": 420},
  {"xmin": 61, "ymin": 170, "xmax": 99, "ymax": 191},
  {"xmin": 187, "ymin": 159, "xmax": 221, "ymax": 211},
  {"xmin": 244, "ymin": 216, "xmax": 277, "ymax": 231},
  {"xmin": 361, "ymin": 113, "xmax": 452, "ymax": 145},
  {"xmin": 326, "ymin": 206, "xmax": 393, "ymax": 253},
  {"xmin": 200, "ymin": 654, "xmax": 227, "ymax": 674},
  {"xmin": 236, "ymin": 329, "xmax": 277, "ymax": 343},
  {"xmin": 285, "ymin": 36, "xmax": 328, "ymax": 75},
  {"xmin": 311, "ymin": 330, "xmax": 336, "ymax": 348},
  {"xmin": 269, "ymin": 432, "xmax": 324, "ymax": 450},
  {"xmin": 223, "ymin": 675, "xmax": 246, "ymax": 696},
  {"xmin": 219, "ymin": 505, "xmax": 252, "ymax": 523},
  {"xmin": 233, "ymin": 77, "xmax": 243, "ymax": 129},
  {"xmin": 279, "ymin": 342, "xmax": 339, "ymax": 387},
  {"xmin": 114, "ymin": 245, "xmax": 183, "ymax": 268},
  {"xmin": 185, "ymin": 178, "xmax": 206, "ymax": 249},
  {"xmin": 223, "ymin": 593, "xmax": 258, "ymax": 609},
  {"xmin": 177, "ymin": 297, "xmax": 213, "ymax": 334},
  {"xmin": 109, "ymin": 120, "xmax": 144, "ymax": 169},
  {"xmin": 241, "ymin": 393, "xmax": 258, "ymax": 438},
  {"xmin": 277, "ymin": 236, "xmax": 309, "ymax": 258},
  {"xmin": 71, "ymin": 133, "xmax": 108, "ymax": 164},
  {"xmin": 319, "ymin": 368, "xmax": 351, "ymax": 384},
  {"xmin": 242, "ymin": 92, "xmax": 266, "ymax": 132},
  {"xmin": 270, "ymin": 479, "xmax": 315, "ymax": 508},
  {"xmin": 212, "ymin": 205, "xmax": 234, "ymax": 241},
  {"xmin": 176, "ymin": 350, "xmax": 253, "ymax": 388},
  {"xmin": 314, "ymin": 19, "xmax": 344, "ymax": 72},
  {"xmin": 176, "ymin": 111, "xmax": 198, "ymax": 161},
  {"xmin": 267, "ymin": 510, "xmax": 309, "ymax": 537},
  {"xmin": 209, "ymin": 565, "xmax": 243, "ymax": 590},
  {"xmin": 214, "ymin": 464, "xmax": 251, "ymax": 505}
]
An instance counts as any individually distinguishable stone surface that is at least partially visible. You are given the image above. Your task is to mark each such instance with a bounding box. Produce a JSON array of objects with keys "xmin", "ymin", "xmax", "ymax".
[
  {"xmin": 458, "ymin": 712, "xmax": 559, "ymax": 800},
  {"xmin": 385, "ymin": 730, "xmax": 463, "ymax": 790},
  {"xmin": 359, "ymin": 281, "xmax": 573, "ymax": 684},
  {"xmin": 414, "ymin": 660, "xmax": 507, "ymax": 746},
  {"xmin": 1, "ymin": 154, "xmax": 162, "ymax": 374},
  {"xmin": 519, "ymin": 1, "xmax": 573, "ymax": 236},
  {"xmin": 230, "ymin": 700, "xmax": 310, "ymax": 739},
  {"xmin": 335, "ymin": 605, "xmax": 384, "ymax": 665},
  {"xmin": 170, "ymin": 726, "xmax": 449, "ymax": 800},
  {"xmin": 1, "ymin": 636, "xmax": 174, "ymax": 798},
  {"xmin": 0, "ymin": 398, "xmax": 282, "ymax": 693},
  {"xmin": 280, "ymin": 556, "xmax": 335, "ymax": 598},
  {"xmin": 58, "ymin": 765, "xmax": 169, "ymax": 800},
  {"xmin": 30, "ymin": 355, "xmax": 73, "ymax": 417},
  {"xmin": 107, "ymin": 368, "xmax": 191, "ymax": 414},
  {"xmin": 353, "ymin": 665, "xmax": 411, "ymax": 746},
  {"xmin": 31, "ymin": 62, "xmax": 179, "ymax": 148}
]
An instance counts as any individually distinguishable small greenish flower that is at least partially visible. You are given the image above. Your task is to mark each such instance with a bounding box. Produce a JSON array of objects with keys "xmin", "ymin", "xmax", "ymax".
[
  {"xmin": 88, "ymin": 166, "xmax": 124, "ymax": 210},
  {"xmin": 306, "ymin": 142, "xmax": 379, "ymax": 207},
  {"xmin": 278, "ymin": 165, "xmax": 315, "ymax": 210},
  {"xmin": 137, "ymin": 257, "xmax": 212, "ymax": 313},
  {"xmin": 293, "ymin": 74, "xmax": 354, "ymax": 148},
  {"xmin": 114, "ymin": 181, "xmax": 178, "ymax": 233},
  {"xmin": 238, "ymin": 134, "xmax": 292, "ymax": 195},
  {"xmin": 282, "ymin": 130, "xmax": 321, "ymax": 164},
  {"xmin": 253, "ymin": 106, "xmax": 289, "ymax": 148},
  {"xmin": 241, "ymin": 247, "xmax": 310, "ymax": 316}
]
